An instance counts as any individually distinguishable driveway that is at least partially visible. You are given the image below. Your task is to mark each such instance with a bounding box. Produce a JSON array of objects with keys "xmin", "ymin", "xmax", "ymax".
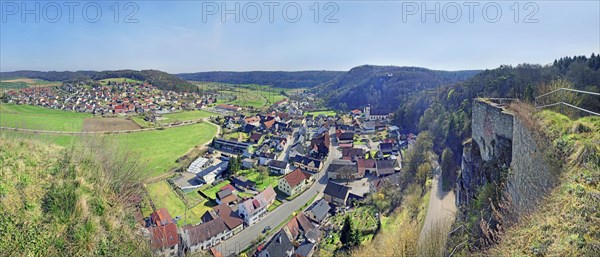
[{"xmin": 419, "ymin": 167, "xmax": 457, "ymax": 243}]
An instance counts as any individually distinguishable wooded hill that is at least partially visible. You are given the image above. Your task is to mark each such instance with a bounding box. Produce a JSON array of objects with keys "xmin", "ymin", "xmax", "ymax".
[
  {"xmin": 0, "ymin": 70, "xmax": 196, "ymax": 92},
  {"xmin": 176, "ymin": 70, "xmax": 344, "ymax": 88},
  {"xmin": 317, "ymin": 65, "xmax": 480, "ymax": 111}
]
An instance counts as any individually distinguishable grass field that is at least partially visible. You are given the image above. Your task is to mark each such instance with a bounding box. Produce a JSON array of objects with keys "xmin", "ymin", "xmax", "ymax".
[
  {"xmin": 305, "ymin": 110, "xmax": 337, "ymax": 117},
  {"xmin": 0, "ymin": 130, "xmax": 80, "ymax": 147},
  {"xmin": 196, "ymin": 82, "xmax": 287, "ymax": 108},
  {"xmin": 144, "ymin": 180, "xmax": 215, "ymax": 226},
  {"xmin": 237, "ymin": 169, "xmax": 281, "ymax": 191},
  {"xmin": 0, "ymin": 103, "xmax": 91, "ymax": 131},
  {"xmin": 115, "ymin": 122, "xmax": 217, "ymax": 178},
  {"xmin": 1, "ymin": 120, "xmax": 218, "ymax": 178},
  {"xmin": 201, "ymin": 180, "xmax": 232, "ymax": 200},
  {"xmin": 98, "ymin": 77, "xmax": 142, "ymax": 85}
]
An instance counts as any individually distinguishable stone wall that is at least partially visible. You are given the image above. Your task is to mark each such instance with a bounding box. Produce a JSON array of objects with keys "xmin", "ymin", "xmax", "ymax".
[{"xmin": 457, "ymin": 99, "xmax": 552, "ymax": 216}]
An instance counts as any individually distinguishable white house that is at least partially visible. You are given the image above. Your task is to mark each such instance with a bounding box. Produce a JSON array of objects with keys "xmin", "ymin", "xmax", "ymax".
[{"xmin": 238, "ymin": 186, "xmax": 276, "ymax": 225}]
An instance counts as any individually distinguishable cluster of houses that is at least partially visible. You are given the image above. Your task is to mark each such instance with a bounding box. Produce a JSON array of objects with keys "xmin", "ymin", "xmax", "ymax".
[
  {"xmin": 3, "ymin": 81, "xmax": 215, "ymax": 116},
  {"xmin": 146, "ymin": 96, "xmax": 415, "ymax": 256}
]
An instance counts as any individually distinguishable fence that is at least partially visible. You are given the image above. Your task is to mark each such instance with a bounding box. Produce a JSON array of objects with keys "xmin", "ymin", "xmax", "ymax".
[{"xmin": 535, "ymin": 88, "xmax": 600, "ymax": 116}]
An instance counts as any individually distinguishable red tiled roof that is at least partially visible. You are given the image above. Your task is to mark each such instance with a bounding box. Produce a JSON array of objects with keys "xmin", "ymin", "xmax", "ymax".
[
  {"xmin": 150, "ymin": 208, "xmax": 173, "ymax": 226},
  {"xmin": 220, "ymin": 184, "xmax": 236, "ymax": 192},
  {"xmin": 282, "ymin": 168, "xmax": 311, "ymax": 188},
  {"xmin": 150, "ymin": 223, "xmax": 179, "ymax": 249},
  {"xmin": 264, "ymin": 119, "xmax": 276, "ymax": 129},
  {"xmin": 357, "ymin": 159, "xmax": 376, "ymax": 177},
  {"xmin": 285, "ymin": 215, "xmax": 300, "ymax": 239}
]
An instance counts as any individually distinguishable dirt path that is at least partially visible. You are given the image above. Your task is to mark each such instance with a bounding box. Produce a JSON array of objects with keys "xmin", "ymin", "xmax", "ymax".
[{"xmin": 420, "ymin": 166, "xmax": 457, "ymax": 243}]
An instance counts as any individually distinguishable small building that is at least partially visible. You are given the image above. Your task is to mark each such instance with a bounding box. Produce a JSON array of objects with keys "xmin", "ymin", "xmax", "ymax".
[
  {"xmin": 278, "ymin": 168, "xmax": 313, "ymax": 197},
  {"xmin": 257, "ymin": 231, "xmax": 294, "ymax": 257},
  {"xmin": 231, "ymin": 176, "xmax": 256, "ymax": 191},
  {"xmin": 268, "ymin": 160, "xmax": 291, "ymax": 175},
  {"xmin": 242, "ymin": 158, "xmax": 255, "ymax": 169},
  {"xmin": 216, "ymin": 188, "xmax": 239, "ymax": 205},
  {"xmin": 327, "ymin": 159, "xmax": 360, "ymax": 181},
  {"xmin": 212, "ymin": 138, "xmax": 251, "ymax": 155},
  {"xmin": 248, "ymin": 132, "xmax": 263, "ymax": 144},
  {"xmin": 357, "ymin": 159, "xmax": 377, "ymax": 177},
  {"xmin": 376, "ymin": 159, "xmax": 398, "ymax": 177},
  {"xmin": 258, "ymin": 152, "xmax": 276, "ymax": 166},
  {"xmin": 305, "ymin": 199, "xmax": 331, "ymax": 223},
  {"xmin": 323, "ymin": 182, "xmax": 350, "ymax": 206},
  {"xmin": 293, "ymin": 155, "xmax": 322, "ymax": 173}
]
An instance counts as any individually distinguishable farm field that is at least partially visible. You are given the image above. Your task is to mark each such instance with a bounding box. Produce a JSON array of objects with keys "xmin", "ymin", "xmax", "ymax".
[
  {"xmin": 98, "ymin": 77, "xmax": 143, "ymax": 85},
  {"xmin": 0, "ymin": 103, "xmax": 91, "ymax": 131},
  {"xmin": 114, "ymin": 122, "xmax": 217, "ymax": 178},
  {"xmin": 82, "ymin": 118, "xmax": 141, "ymax": 132}
]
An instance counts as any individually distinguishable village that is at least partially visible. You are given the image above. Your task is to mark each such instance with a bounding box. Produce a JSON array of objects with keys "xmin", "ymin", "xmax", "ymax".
[
  {"xmin": 143, "ymin": 94, "xmax": 417, "ymax": 257},
  {"xmin": 2, "ymin": 80, "xmax": 216, "ymax": 118}
]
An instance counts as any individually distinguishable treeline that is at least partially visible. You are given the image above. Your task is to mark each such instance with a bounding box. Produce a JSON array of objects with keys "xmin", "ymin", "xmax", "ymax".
[
  {"xmin": 317, "ymin": 65, "xmax": 480, "ymax": 110},
  {"xmin": 176, "ymin": 70, "xmax": 344, "ymax": 88},
  {"xmin": 0, "ymin": 70, "xmax": 196, "ymax": 92},
  {"xmin": 393, "ymin": 54, "xmax": 599, "ymax": 184}
]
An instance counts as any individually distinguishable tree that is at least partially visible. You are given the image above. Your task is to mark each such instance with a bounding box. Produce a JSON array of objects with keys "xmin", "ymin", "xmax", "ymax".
[
  {"xmin": 257, "ymin": 166, "xmax": 269, "ymax": 184},
  {"xmin": 340, "ymin": 215, "xmax": 360, "ymax": 250},
  {"xmin": 441, "ymin": 148, "xmax": 456, "ymax": 191},
  {"xmin": 228, "ymin": 157, "xmax": 240, "ymax": 176},
  {"xmin": 416, "ymin": 162, "xmax": 432, "ymax": 186}
]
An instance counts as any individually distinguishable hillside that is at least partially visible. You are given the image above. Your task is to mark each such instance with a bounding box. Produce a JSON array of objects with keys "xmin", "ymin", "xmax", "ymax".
[
  {"xmin": 177, "ymin": 70, "xmax": 344, "ymax": 88},
  {"xmin": 0, "ymin": 70, "xmax": 196, "ymax": 92},
  {"xmin": 317, "ymin": 65, "xmax": 480, "ymax": 110},
  {"xmin": 0, "ymin": 136, "xmax": 151, "ymax": 256}
]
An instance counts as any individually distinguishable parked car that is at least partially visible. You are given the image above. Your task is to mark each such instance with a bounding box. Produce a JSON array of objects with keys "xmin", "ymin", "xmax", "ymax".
[{"xmin": 263, "ymin": 226, "xmax": 271, "ymax": 233}]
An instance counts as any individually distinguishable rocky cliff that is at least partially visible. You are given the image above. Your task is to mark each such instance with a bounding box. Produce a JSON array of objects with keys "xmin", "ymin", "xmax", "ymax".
[{"xmin": 454, "ymin": 98, "xmax": 557, "ymax": 247}]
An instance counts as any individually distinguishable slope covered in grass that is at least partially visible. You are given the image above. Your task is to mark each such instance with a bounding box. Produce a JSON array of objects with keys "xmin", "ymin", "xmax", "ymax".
[
  {"xmin": 487, "ymin": 111, "xmax": 599, "ymax": 256},
  {"xmin": 0, "ymin": 136, "xmax": 150, "ymax": 256}
]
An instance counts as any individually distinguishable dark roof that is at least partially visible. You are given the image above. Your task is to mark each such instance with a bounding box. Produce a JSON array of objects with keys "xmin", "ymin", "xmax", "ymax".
[
  {"xmin": 213, "ymin": 204, "xmax": 244, "ymax": 230},
  {"xmin": 323, "ymin": 182, "xmax": 350, "ymax": 200},
  {"xmin": 258, "ymin": 231, "xmax": 294, "ymax": 257},
  {"xmin": 268, "ymin": 160, "xmax": 288, "ymax": 169},
  {"xmin": 338, "ymin": 132, "xmax": 354, "ymax": 141},
  {"xmin": 217, "ymin": 188, "xmax": 233, "ymax": 200},
  {"xmin": 243, "ymin": 124, "xmax": 256, "ymax": 133},
  {"xmin": 150, "ymin": 223, "xmax": 179, "ymax": 249},
  {"xmin": 184, "ymin": 218, "xmax": 229, "ymax": 246},
  {"xmin": 306, "ymin": 199, "xmax": 331, "ymax": 222},
  {"xmin": 293, "ymin": 155, "xmax": 321, "ymax": 168},
  {"xmin": 376, "ymin": 159, "xmax": 397, "ymax": 176},
  {"xmin": 249, "ymin": 133, "xmax": 262, "ymax": 141},
  {"xmin": 379, "ymin": 142, "xmax": 393, "ymax": 154},
  {"xmin": 259, "ymin": 152, "xmax": 276, "ymax": 159},
  {"xmin": 232, "ymin": 176, "xmax": 256, "ymax": 188},
  {"xmin": 341, "ymin": 148, "xmax": 364, "ymax": 160},
  {"xmin": 327, "ymin": 160, "xmax": 358, "ymax": 175},
  {"xmin": 294, "ymin": 243, "xmax": 315, "ymax": 257}
]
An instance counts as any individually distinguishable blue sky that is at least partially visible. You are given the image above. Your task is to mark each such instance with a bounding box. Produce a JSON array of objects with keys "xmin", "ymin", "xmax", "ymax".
[{"xmin": 1, "ymin": 1, "xmax": 598, "ymax": 73}]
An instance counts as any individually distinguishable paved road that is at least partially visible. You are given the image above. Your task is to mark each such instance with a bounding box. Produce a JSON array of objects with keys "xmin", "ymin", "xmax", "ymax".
[
  {"xmin": 215, "ymin": 128, "xmax": 339, "ymax": 256},
  {"xmin": 419, "ymin": 166, "xmax": 457, "ymax": 243}
]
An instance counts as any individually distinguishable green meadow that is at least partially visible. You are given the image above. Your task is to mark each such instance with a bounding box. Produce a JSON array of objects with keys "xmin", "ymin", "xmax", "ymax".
[{"xmin": 0, "ymin": 103, "xmax": 91, "ymax": 132}]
